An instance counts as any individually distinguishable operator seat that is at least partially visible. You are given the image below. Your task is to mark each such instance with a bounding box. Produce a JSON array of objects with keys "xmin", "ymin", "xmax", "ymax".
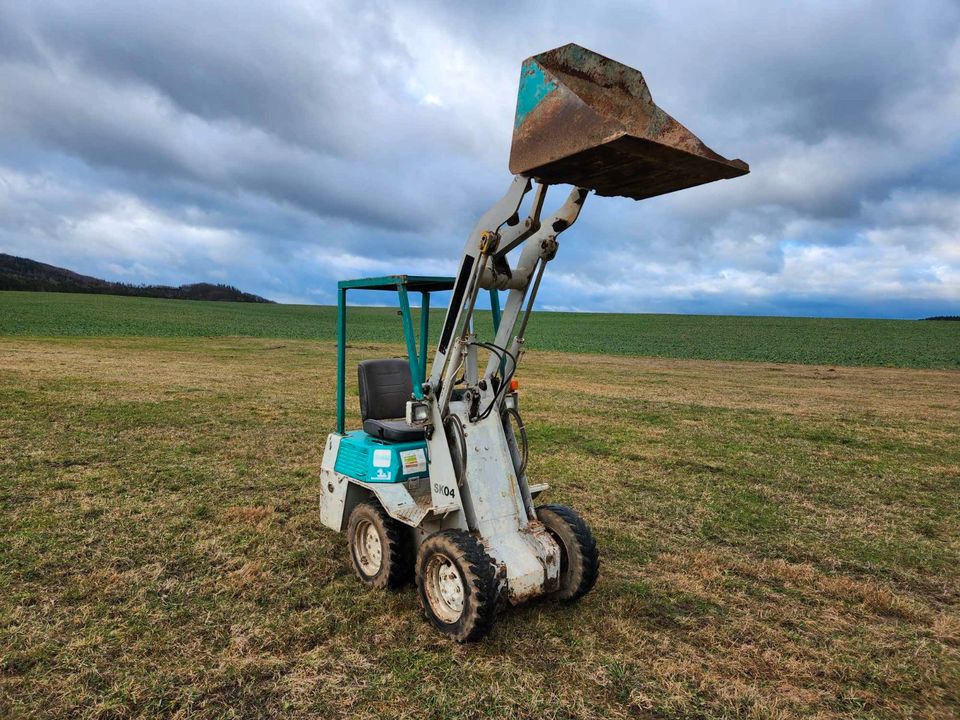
[{"xmin": 357, "ymin": 358, "xmax": 425, "ymax": 443}]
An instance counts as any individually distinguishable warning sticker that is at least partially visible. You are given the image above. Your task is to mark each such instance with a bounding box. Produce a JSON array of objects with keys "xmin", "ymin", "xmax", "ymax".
[
  {"xmin": 399, "ymin": 449, "xmax": 427, "ymax": 475},
  {"xmin": 372, "ymin": 449, "xmax": 392, "ymax": 468}
]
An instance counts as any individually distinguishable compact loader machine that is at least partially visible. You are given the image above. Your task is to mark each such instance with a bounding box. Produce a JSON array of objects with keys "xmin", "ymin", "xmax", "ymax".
[{"xmin": 320, "ymin": 44, "xmax": 748, "ymax": 641}]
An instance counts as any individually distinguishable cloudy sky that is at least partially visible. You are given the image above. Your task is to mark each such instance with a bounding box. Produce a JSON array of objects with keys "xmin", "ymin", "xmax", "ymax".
[{"xmin": 1, "ymin": 1, "xmax": 958, "ymax": 317}]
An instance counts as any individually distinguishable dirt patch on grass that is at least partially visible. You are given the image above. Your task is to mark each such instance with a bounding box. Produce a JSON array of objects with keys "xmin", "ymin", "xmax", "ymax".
[{"xmin": 224, "ymin": 505, "xmax": 276, "ymax": 526}]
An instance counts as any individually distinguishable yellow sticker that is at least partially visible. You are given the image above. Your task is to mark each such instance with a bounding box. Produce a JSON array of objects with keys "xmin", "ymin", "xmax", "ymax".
[{"xmin": 399, "ymin": 449, "xmax": 427, "ymax": 475}]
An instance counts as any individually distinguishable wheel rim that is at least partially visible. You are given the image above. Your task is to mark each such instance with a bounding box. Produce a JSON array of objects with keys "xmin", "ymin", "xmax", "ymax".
[
  {"xmin": 352, "ymin": 520, "xmax": 383, "ymax": 576},
  {"xmin": 424, "ymin": 553, "xmax": 465, "ymax": 623}
]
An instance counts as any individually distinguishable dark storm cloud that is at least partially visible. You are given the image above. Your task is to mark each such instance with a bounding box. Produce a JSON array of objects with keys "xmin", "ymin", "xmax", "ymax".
[
  {"xmin": 0, "ymin": 0, "xmax": 504, "ymax": 236},
  {"xmin": 0, "ymin": 0, "xmax": 957, "ymax": 315},
  {"xmin": 12, "ymin": 2, "xmax": 409, "ymax": 155}
]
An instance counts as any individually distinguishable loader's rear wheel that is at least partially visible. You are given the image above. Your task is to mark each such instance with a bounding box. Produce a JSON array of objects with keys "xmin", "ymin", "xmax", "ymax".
[
  {"xmin": 416, "ymin": 530, "xmax": 497, "ymax": 642},
  {"xmin": 537, "ymin": 504, "xmax": 600, "ymax": 602},
  {"xmin": 346, "ymin": 502, "xmax": 410, "ymax": 590}
]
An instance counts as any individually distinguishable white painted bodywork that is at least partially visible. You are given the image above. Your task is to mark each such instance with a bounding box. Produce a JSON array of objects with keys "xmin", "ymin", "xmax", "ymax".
[
  {"xmin": 319, "ymin": 408, "xmax": 560, "ymax": 604},
  {"xmin": 322, "ymin": 177, "xmax": 585, "ymax": 606},
  {"xmin": 319, "ymin": 433, "xmax": 347, "ymax": 530},
  {"xmin": 427, "ymin": 400, "xmax": 560, "ymax": 603}
]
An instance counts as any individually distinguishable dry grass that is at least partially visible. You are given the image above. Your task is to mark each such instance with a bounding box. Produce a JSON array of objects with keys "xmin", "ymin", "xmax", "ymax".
[{"xmin": 1, "ymin": 336, "xmax": 958, "ymax": 719}]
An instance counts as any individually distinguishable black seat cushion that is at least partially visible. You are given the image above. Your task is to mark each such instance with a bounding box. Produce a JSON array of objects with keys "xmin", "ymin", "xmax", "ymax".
[{"xmin": 363, "ymin": 418, "xmax": 426, "ymax": 443}]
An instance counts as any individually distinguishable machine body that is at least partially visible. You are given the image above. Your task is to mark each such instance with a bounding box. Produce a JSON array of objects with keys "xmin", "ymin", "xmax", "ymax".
[{"xmin": 319, "ymin": 43, "xmax": 748, "ymax": 641}]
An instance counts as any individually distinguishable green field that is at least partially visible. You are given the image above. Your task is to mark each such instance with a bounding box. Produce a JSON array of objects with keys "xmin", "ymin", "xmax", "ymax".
[
  {"xmin": 1, "ymin": 291, "xmax": 957, "ymax": 368},
  {"xmin": 2, "ymin": 292, "xmax": 959, "ymax": 718},
  {"xmin": 1, "ymin": 336, "xmax": 958, "ymax": 719}
]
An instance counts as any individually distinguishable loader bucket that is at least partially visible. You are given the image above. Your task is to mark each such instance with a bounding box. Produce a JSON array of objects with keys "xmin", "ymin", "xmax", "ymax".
[{"xmin": 509, "ymin": 44, "xmax": 749, "ymax": 200}]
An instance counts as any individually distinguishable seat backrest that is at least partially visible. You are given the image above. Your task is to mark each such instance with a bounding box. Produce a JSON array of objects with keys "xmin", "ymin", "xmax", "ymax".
[{"xmin": 357, "ymin": 358, "xmax": 412, "ymax": 421}]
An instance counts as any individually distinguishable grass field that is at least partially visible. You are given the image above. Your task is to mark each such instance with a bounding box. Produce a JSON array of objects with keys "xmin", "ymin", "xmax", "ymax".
[
  {"xmin": 2, "ymin": 291, "xmax": 958, "ymax": 369},
  {"xmin": 1, "ymin": 331, "xmax": 958, "ymax": 719}
]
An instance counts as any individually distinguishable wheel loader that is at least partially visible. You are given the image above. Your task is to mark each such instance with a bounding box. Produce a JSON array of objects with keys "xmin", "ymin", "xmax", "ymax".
[{"xmin": 319, "ymin": 44, "xmax": 749, "ymax": 641}]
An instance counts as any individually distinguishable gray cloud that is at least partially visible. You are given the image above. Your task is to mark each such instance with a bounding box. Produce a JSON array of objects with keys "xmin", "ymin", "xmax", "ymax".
[{"xmin": 0, "ymin": 0, "xmax": 958, "ymax": 317}]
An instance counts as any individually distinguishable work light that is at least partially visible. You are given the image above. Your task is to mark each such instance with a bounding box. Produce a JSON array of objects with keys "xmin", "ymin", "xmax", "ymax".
[{"xmin": 406, "ymin": 400, "xmax": 431, "ymax": 424}]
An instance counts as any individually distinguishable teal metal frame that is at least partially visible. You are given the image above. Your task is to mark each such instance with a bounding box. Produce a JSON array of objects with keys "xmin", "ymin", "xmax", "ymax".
[
  {"xmin": 489, "ymin": 287, "xmax": 501, "ymax": 333},
  {"xmin": 336, "ymin": 275, "xmax": 463, "ymax": 435}
]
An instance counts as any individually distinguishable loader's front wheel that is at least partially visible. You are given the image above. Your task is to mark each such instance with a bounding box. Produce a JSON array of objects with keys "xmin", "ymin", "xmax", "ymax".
[
  {"xmin": 537, "ymin": 504, "xmax": 600, "ymax": 602},
  {"xmin": 416, "ymin": 530, "xmax": 497, "ymax": 642},
  {"xmin": 346, "ymin": 502, "xmax": 411, "ymax": 590}
]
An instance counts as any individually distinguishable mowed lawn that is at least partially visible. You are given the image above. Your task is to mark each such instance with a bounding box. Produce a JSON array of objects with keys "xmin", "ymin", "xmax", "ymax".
[{"xmin": 1, "ymin": 334, "xmax": 958, "ymax": 719}]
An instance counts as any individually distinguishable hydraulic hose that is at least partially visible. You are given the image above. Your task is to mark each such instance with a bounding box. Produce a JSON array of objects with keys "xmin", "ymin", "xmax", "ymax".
[
  {"xmin": 503, "ymin": 406, "xmax": 528, "ymax": 477},
  {"xmin": 444, "ymin": 413, "xmax": 467, "ymax": 487}
]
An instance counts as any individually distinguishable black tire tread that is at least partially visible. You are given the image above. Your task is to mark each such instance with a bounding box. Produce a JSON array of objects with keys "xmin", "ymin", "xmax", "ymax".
[
  {"xmin": 537, "ymin": 503, "xmax": 600, "ymax": 602},
  {"xmin": 416, "ymin": 529, "xmax": 498, "ymax": 642},
  {"xmin": 347, "ymin": 501, "xmax": 412, "ymax": 590}
]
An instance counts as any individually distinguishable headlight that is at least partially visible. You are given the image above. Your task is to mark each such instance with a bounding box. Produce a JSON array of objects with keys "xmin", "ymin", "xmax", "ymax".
[
  {"xmin": 503, "ymin": 392, "xmax": 518, "ymax": 411},
  {"xmin": 406, "ymin": 400, "xmax": 431, "ymax": 424}
]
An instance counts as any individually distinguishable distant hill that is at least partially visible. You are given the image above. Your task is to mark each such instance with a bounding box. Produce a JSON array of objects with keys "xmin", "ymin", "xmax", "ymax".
[{"xmin": 0, "ymin": 254, "xmax": 273, "ymax": 303}]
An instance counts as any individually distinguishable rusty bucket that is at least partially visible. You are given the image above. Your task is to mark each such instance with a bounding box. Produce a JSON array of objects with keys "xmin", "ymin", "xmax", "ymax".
[{"xmin": 509, "ymin": 44, "xmax": 749, "ymax": 200}]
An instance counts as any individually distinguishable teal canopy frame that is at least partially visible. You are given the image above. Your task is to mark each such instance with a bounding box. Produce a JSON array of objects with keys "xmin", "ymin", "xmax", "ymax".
[{"xmin": 335, "ymin": 275, "xmax": 501, "ymax": 435}]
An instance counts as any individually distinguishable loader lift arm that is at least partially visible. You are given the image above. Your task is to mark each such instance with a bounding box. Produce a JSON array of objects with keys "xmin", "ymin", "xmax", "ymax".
[{"xmin": 428, "ymin": 179, "xmax": 587, "ymax": 418}]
